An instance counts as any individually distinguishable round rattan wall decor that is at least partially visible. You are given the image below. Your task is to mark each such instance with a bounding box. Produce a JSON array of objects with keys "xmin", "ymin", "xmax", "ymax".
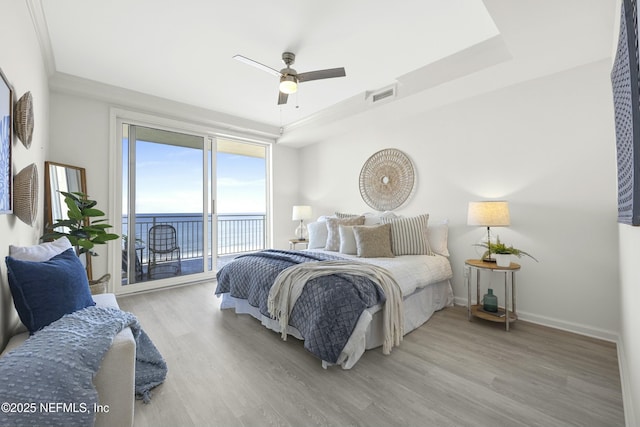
[
  {"xmin": 14, "ymin": 92, "xmax": 34, "ymax": 149},
  {"xmin": 359, "ymin": 148, "xmax": 415, "ymax": 211},
  {"xmin": 13, "ymin": 163, "xmax": 38, "ymax": 226}
]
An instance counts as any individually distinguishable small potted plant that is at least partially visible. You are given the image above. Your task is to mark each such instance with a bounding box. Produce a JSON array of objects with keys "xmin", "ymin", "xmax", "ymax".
[
  {"xmin": 42, "ymin": 191, "xmax": 119, "ymax": 293},
  {"xmin": 474, "ymin": 237, "xmax": 538, "ymax": 267}
]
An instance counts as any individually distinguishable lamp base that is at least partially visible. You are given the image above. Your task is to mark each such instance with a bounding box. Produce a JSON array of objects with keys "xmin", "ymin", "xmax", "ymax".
[{"xmin": 295, "ymin": 223, "xmax": 308, "ymax": 240}]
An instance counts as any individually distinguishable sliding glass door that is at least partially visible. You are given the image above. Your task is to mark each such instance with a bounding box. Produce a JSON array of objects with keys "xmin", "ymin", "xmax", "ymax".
[
  {"xmin": 116, "ymin": 119, "xmax": 269, "ymax": 293},
  {"xmin": 216, "ymin": 139, "xmax": 267, "ymax": 269},
  {"xmin": 120, "ymin": 123, "xmax": 215, "ymax": 291}
]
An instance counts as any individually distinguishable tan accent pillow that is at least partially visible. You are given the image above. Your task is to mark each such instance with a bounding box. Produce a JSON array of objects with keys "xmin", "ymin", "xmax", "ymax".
[
  {"xmin": 353, "ymin": 224, "xmax": 394, "ymax": 258},
  {"xmin": 325, "ymin": 216, "xmax": 365, "ymax": 251}
]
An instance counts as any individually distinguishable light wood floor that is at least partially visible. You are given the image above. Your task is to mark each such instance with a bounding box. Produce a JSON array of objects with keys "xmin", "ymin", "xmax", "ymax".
[{"xmin": 118, "ymin": 282, "xmax": 625, "ymax": 427}]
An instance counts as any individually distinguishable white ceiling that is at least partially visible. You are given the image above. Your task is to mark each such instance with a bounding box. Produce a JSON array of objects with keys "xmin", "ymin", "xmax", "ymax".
[
  {"xmin": 38, "ymin": 0, "xmax": 500, "ymax": 129},
  {"xmin": 32, "ymin": 0, "xmax": 617, "ymax": 146}
]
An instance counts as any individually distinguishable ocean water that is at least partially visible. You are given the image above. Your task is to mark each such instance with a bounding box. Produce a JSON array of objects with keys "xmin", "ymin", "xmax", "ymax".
[{"xmin": 122, "ymin": 213, "xmax": 265, "ymax": 260}]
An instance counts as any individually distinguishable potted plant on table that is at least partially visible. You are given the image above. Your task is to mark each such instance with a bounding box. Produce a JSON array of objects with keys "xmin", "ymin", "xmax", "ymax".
[
  {"xmin": 42, "ymin": 191, "xmax": 120, "ymax": 293},
  {"xmin": 474, "ymin": 237, "xmax": 538, "ymax": 267}
]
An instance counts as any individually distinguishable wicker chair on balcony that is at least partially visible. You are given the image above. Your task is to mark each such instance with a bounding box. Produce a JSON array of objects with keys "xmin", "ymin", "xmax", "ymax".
[{"xmin": 147, "ymin": 224, "xmax": 182, "ymax": 280}]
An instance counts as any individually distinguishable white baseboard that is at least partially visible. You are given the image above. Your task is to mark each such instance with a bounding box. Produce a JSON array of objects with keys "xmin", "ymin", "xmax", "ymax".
[
  {"xmin": 452, "ymin": 296, "xmax": 618, "ymax": 342},
  {"xmin": 617, "ymin": 337, "xmax": 637, "ymax": 427}
]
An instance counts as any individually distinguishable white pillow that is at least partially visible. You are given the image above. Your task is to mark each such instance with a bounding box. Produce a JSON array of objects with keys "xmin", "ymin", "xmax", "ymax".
[
  {"xmin": 363, "ymin": 211, "xmax": 397, "ymax": 226},
  {"xmin": 9, "ymin": 237, "xmax": 73, "ymax": 262},
  {"xmin": 307, "ymin": 222, "xmax": 329, "ymax": 249},
  {"xmin": 339, "ymin": 225, "xmax": 357, "ymax": 254},
  {"xmin": 427, "ymin": 219, "xmax": 450, "ymax": 257}
]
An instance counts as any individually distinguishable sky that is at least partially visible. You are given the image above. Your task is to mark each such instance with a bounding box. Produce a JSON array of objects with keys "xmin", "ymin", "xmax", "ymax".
[
  {"xmin": 123, "ymin": 139, "xmax": 266, "ymax": 215},
  {"xmin": 216, "ymin": 151, "xmax": 266, "ymax": 214}
]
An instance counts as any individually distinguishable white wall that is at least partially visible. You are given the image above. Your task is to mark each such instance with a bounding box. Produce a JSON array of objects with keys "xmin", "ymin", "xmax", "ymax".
[
  {"xmin": 618, "ymin": 229, "xmax": 639, "ymax": 425},
  {"xmin": 48, "ymin": 93, "xmax": 111, "ymax": 276},
  {"xmin": 298, "ymin": 59, "xmax": 620, "ymax": 339},
  {"xmin": 0, "ymin": 1, "xmax": 50, "ymax": 347},
  {"xmin": 48, "ymin": 88, "xmax": 298, "ymax": 282},
  {"xmin": 271, "ymin": 143, "xmax": 300, "ymax": 249}
]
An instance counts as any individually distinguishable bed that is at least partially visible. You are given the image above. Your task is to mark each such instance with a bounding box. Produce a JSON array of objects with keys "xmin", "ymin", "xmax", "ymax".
[{"xmin": 215, "ymin": 235, "xmax": 453, "ymax": 369}]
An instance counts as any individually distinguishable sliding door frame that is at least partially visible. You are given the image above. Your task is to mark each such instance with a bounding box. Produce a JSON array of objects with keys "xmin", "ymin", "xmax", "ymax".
[{"xmin": 109, "ymin": 108, "xmax": 272, "ymax": 295}]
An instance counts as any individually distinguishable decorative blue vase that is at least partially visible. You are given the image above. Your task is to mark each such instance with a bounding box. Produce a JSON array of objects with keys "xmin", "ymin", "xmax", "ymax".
[{"xmin": 483, "ymin": 288, "xmax": 498, "ymax": 312}]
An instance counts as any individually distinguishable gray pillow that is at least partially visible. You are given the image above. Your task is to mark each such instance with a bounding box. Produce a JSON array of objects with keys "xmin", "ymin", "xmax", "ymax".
[
  {"xmin": 353, "ymin": 224, "xmax": 394, "ymax": 258},
  {"xmin": 324, "ymin": 216, "xmax": 365, "ymax": 251}
]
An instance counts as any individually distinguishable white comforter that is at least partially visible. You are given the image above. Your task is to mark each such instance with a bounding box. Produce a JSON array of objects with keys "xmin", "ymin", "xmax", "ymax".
[{"xmin": 306, "ymin": 250, "xmax": 453, "ymax": 297}]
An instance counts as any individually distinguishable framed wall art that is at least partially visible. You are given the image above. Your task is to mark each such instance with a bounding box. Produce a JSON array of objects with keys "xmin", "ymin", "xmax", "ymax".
[
  {"xmin": 612, "ymin": 0, "xmax": 640, "ymax": 225},
  {"xmin": 0, "ymin": 67, "xmax": 12, "ymax": 214}
]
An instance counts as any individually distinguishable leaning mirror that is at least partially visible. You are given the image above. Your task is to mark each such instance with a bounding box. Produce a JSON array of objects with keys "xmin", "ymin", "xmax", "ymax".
[{"xmin": 44, "ymin": 161, "xmax": 92, "ymax": 280}]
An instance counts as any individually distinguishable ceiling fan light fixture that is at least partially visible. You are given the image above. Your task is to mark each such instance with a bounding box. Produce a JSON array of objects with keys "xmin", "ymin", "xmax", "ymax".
[
  {"xmin": 279, "ymin": 75, "xmax": 298, "ymax": 94},
  {"xmin": 235, "ymin": 51, "xmax": 345, "ymax": 105}
]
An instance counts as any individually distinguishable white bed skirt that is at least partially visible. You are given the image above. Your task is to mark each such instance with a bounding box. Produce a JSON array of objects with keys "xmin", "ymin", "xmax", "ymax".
[{"xmin": 219, "ymin": 279, "xmax": 454, "ymax": 369}]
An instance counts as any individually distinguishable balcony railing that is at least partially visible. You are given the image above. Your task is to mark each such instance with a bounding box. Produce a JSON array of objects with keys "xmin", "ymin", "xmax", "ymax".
[{"xmin": 122, "ymin": 213, "xmax": 266, "ymax": 264}]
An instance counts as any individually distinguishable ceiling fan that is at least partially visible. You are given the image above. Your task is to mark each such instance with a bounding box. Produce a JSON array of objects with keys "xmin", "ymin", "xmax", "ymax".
[{"xmin": 233, "ymin": 52, "xmax": 346, "ymax": 105}]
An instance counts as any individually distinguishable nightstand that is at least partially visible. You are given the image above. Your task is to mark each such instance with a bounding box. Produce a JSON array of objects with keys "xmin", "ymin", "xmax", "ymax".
[
  {"xmin": 465, "ymin": 259, "xmax": 521, "ymax": 331},
  {"xmin": 289, "ymin": 239, "xmax": 308, "ymax": 250}
]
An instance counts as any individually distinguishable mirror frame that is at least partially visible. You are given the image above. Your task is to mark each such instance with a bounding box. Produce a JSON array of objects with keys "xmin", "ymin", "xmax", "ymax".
[{"xmin": 44, "ymin": 161, "xmax": 92, "ymax": 280}]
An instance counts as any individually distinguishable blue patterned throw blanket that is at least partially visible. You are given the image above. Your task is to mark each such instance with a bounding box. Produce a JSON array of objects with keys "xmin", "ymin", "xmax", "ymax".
[
  {"xmin": 0, "ymin": 306, "xmax": 167, "ymax": 427},
  {"xmin": 215, "ymin": 250, "xmax": 386, "ymax": 363}
]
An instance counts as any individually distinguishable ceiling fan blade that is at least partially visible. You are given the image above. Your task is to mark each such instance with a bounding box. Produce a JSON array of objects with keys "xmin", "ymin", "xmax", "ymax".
[
  {"xmin": 233, "ymin": 55, "xmax": 282, "ymax": 77},
  {"xmin": 278, "ymin": 91, "xmax": 289, "ymax": 105},
  {"xmin": 297, "ymin": 67, "xmax": 346, "ymax": 83}
]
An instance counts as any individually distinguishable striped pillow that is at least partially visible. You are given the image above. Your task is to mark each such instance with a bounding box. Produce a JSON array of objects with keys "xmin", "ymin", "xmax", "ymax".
[
  {"xmin": 335, "ymin": 212, "xmax": 359, "ymax": 219},
  {"xmin": 381, "ymin": 214, "xmax": 433, "ymax": 256}
]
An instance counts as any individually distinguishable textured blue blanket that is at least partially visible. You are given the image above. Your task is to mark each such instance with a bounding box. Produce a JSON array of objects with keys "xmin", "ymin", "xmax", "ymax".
[
  {"xmin": 0, "ymin": 306, "xmax": 167, "ymax": 427},
  {"xmin": 215, "ymin": 250, "xmax": 385, "ymax": 363}
]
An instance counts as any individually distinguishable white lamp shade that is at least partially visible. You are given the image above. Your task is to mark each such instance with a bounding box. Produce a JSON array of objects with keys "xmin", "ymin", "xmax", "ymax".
[
  {"xmin": 292, "ymin": 205, "xmax": 313, "ymax": 221},
  {"xmin": 467, "ymin": 201, "xmax": 510, "ymax": 227}
]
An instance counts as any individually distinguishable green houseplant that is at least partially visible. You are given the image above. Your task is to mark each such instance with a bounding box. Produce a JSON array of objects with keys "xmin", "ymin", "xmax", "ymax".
[
  {"xmin": 42, "ymin": 191, "xmax": 119, "ymax": 255},
  {"xmin": 474, "ymin": 237, "xmax": 538, "ymax": 266},
  {"xmin": 42, "ymin": 191, "xmax": 119, "ymax": 292}
]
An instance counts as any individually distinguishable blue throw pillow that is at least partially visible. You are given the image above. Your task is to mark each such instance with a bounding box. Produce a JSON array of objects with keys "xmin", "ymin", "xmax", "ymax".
[{"xmin": 5, "ymin": 248, "xmax": 95, "ymax": 334}]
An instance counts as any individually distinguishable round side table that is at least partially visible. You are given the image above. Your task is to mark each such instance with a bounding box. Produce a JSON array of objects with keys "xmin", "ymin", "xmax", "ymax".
[{"xmin": 465, "ymin": 259, "xmax": 521, "ymax": 331}]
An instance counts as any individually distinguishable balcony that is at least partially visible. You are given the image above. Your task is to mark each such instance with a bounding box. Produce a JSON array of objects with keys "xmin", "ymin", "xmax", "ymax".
[{"xmin": 122, "ymin": 213, "xmax": 265, "ymax": 283}]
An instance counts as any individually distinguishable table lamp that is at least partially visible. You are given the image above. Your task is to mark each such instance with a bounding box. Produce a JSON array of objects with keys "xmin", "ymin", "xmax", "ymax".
[
  {"xmin": 467, "ymin": 200, "xmax": 510, "ymax": 262},
  {"xmin": 292, "ymin": 205, "xmax": 313, "ymax": 240}
]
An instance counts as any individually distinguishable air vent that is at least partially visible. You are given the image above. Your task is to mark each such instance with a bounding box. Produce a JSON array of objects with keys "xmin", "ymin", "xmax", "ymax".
[
  {"xmin": 367, "ymin": 84, "xmax": 397, "ymax": 105},
  {"xmin": 373, "ymin": 88, "xmax": 394, "ymax": 102}
]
